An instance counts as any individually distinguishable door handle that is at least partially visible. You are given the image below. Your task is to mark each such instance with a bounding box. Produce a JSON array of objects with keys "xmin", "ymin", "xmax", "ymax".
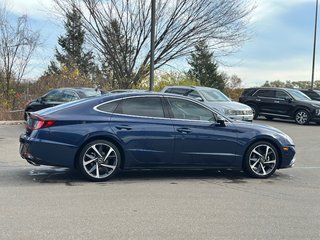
[
  {"xmin": 177, "ymin": 128, "xmax": 192, "ymax": 134},
  {"xmin": 115, "ymin": 125, "xmax": 132, "ymax": 130},
  {"xmin": 274, "ymin": 101, "xmax": 280, "ymax": 103},
  {"xmin": 256, "ymin": 99, "xmax": 261, "ymax": 102}
]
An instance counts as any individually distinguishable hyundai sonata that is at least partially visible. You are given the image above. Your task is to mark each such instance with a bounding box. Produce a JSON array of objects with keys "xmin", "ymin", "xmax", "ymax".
[{"xmin": 20, "ymin": 93, "xmax": 295, "ymax": 181}]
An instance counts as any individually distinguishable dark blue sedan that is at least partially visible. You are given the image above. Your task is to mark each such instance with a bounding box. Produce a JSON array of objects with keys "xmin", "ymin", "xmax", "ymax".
[{"xmin": 20, "ymin": 92, "xmax": 296, "ymax": 181}]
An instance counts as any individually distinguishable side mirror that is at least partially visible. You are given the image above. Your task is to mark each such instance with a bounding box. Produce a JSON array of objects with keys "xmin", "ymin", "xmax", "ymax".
[
  {"xmin": 285, "ymin": 96, "xmax": 293, "ymax": 102},
  {"xmin": 216, "ymin": 119, "xmax": 226, "ymax": 127},
  {"xmin": 194, "ymin": 96, "xmax": 204, "ymax": 102}
]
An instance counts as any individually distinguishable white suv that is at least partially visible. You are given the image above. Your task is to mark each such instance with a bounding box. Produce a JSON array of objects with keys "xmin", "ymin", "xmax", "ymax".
[{"xmin": 162, "ymin": 86, "xmax": 253, "ymax": 121}]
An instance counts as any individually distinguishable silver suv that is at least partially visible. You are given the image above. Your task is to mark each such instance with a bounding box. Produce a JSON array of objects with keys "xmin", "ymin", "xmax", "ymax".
[{"xmin": 162, "ymin": 86, "xmax": 253, "ymax": 121}]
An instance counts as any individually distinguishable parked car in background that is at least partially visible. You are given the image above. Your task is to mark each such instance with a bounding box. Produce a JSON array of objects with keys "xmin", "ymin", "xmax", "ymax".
[
  {"xmin": 24, "ymin": 87, "xmax": 102, "ymax": 120},
  {"xmin": 299, "ymin": 89, "xmax": 320, "ymax": 101},
  {"xmin": 20, "ymin": 92, "xmax": 295, "ymax": 181},
  {"xmin": 239, "ymin": 87, "xmax": 320, "ymax": 125},
  {"xmin": 110, "ymin": 89, "xmax": 146, "ymax": 94},
  {"xmin": 161, "ymin": 86, "xmax": 253, "ymax": 121}
]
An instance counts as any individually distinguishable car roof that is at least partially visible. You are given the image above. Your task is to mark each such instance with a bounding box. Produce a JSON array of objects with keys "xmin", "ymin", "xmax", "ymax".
[
  {"xmin": 163, "ymin": 86, "xmax": 219, "ymax": 91},
  {"xmin": 244, "ymin": 87, "xmax": 299, "ymax": 91}
]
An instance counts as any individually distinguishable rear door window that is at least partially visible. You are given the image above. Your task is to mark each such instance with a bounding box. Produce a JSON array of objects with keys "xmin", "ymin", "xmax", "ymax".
[
  {"xmin": 165, "ymin": 88, "xmax": 190, "ymax": 95},
  {"xmin": 62, "ymin": 90, "xmax": 80, "ymax": 102},
  {"xmin": 254, "ymin": 90, "xmax": 275, "ymax": 98},
  {"xmin": 186, "ymin": 90, "xmax": 202, "ymax": 99},
  {"xmin": 116, "ymin": 97, "xmax": 165, "ymax": 118},
  {"xmin": 275, "ymin": 90, "xmax": 290, "ymax": 99},
  {"xmin": 43, "ymin": 89, "xmax": 64, "ymax": 102}
]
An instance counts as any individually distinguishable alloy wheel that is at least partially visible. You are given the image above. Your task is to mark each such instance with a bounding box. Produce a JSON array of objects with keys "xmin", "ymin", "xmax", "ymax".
[
  {"xmin": 82, "ymin": 142, "xmax": 118, "ymax": 180},
  {"xmin": 295, "ymin": 110, "xmax": 309, "ymax": 125},
  {"xmin": 248, "ymin": 144, "xmax": 277, "ymax": 177}
]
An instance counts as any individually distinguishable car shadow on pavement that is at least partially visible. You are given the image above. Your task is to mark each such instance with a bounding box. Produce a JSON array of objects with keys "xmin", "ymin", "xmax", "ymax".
[{"xmin": 22, "ymin": 166, "xmax": 290, "ymax": 185}]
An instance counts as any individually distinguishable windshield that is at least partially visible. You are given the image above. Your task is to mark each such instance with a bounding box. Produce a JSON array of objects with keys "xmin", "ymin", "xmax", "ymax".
[
  {"xmin": 286, "ymin": 89, "xmax": 311, "ymax": 101},
  {"xmin": 200, "ymin": 89, "xmax": 231, "ymax": 102}
]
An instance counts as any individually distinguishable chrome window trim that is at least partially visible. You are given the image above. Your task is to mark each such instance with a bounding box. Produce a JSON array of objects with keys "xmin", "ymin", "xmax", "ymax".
[{"xmin": 93, "ymin": 95, "xmax": 230, "ymax": 123}]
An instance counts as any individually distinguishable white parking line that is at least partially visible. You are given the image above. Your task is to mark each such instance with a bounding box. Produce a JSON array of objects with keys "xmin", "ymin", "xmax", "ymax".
[{"xmin": 293, "ymin": 167, "xmax": 320, "ymax": 169}]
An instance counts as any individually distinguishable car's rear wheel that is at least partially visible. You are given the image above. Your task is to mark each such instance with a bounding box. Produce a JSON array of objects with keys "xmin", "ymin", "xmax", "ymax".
[
  {"xmin": 78, "ymin": 140, "xmax": 121, "ymax": 181},
  {"xmin": 248, "ymin": 104, "xmax": 259, "ymax": 119},
  {"xmin": 294, "ymin": 109, "xmax": 310, "ymax": 125},
  {"xmin": 243, "ymin": 141, "xmax": 279, "ymax": 178}
]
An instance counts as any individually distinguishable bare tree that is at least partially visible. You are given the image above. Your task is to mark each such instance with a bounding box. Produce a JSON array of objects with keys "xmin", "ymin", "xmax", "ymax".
[
  {"xmin": 53, "ymin": 0, "xmax": 253, "ymax": 88},
  {"xmin": 0, "ymin": 4, "xmax": 40, "ymax": 102}
]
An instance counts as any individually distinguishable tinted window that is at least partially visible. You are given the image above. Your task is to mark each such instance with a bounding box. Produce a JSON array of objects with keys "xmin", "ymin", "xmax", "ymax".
[
  {"xmin": 303, "ymin": 91, "xmax": 319, "ymax": 98},
  {"xmin": 165, "ymin": 88, "xmax": 190, "ymax": 95},
  {"xmin": 241, "ymin": 88, "xmax": 257, "ymax": 96},
  {"xmin": 254, "ymin": 90, "xmax": 275, "ymax": 98},
  {"xmin": 62, "ymin": 90, "xmax": 80, "ymax": 102},
  {"xmin": 81, "ymin": 89, "xmax": 101, "ymax": 97},
  {"xmin": 167, "ymin": 97, "xmax": 215, "ymax": 121},
  {"xmin": 43, "ymin": 90, "xmax": 64, "ymax": 102},
  {"xmin": 186, "ymin": 90, "xmax": 202, "ymax": 99},
  {"xmin": 96, "ymin": 100, "xmax": 120, "ymax": 113},
  {"xmin": 286, "ymin": 89, "xmax": 311, "ymax": 101},
  {"xmin": 118, "ymin": 97, "xmax": 164, "ymax": 118},
  {"xmin": 275, "ymin": 90, "xmax": 289, "ymax": 99}
]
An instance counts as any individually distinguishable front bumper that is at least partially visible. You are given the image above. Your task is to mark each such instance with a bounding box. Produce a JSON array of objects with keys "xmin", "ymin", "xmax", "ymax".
[
  {"xmin": 228, "ymin": 114, "xmax": 253, "ymax": 122},
  {"xmin": 279, "ymin": 146, "xmax": 296, "ymax": 169}
]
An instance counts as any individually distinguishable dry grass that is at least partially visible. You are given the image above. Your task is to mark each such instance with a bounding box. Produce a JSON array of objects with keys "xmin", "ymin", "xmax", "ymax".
[{"xmin": 0, "ymin": 109, "xmax": 24, "ymax": 121}]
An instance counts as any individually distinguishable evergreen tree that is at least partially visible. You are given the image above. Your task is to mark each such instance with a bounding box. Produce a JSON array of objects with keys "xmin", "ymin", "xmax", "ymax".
[
  {"xmin": 47, "ymin": 6, "xmax": 96, "ymax": 77},
  {"xmin": 102, "ymin": 19, "xmax": 135, "ymax": 88},
  {"xmin": 188, "ymin": 40, "xmax": 226, "ymax": 91}
]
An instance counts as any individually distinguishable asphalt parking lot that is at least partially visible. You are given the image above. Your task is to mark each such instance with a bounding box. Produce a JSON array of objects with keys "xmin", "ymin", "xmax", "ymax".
[{"xmin": 0, "ymin": 119, "xmax": 319, "ymax": 240}]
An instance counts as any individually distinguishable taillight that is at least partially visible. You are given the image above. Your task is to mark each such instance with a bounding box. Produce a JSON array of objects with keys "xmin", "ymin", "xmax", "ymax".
[{"xmin": 26, "ymin": 115, "xmax": 56, "ymax": 130}]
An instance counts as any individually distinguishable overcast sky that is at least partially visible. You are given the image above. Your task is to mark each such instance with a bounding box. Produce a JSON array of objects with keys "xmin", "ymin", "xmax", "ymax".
[{"xmin": 4, "ymin": 0, "xmax": 319, "ymax": 87}]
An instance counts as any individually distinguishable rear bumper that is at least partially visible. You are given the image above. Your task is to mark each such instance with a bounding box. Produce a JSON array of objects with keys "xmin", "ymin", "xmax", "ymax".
[{"xmin": 19, "ymin": 133, "xmax": 77, "ymax": 168}]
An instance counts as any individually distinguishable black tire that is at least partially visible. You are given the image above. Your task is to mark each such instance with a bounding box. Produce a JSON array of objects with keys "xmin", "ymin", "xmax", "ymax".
[
  {"xmin": 78, "ymin": 140, "xmax": 121, "ymax": 182},
  {"xmin": 243, "ymin": 141, "xmax": 279, "ymax": 178},
  {"xmin": 265, "ymin": 116, "xmax": 273, "ymax": 120},
  {"xmin": 294, "ymin": 109, "xmax": 310, "ymax": 125},
  {"xmin": 248, "ymin": 104, "xmax": 259, "ymax": 119}
]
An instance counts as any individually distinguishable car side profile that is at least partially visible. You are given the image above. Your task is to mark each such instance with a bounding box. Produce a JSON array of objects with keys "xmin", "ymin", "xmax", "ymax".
[
  {"xmin": 162, "ymin": 86, "xmax": 253, "ymax": 121},
  {"xmin": 20, "ymin": 92, "xmax": 295, "ymax": 181},
  {"xmin": 24, "ymin": 87, "xmax": 102, "ymax": 120},
  {"xmin": 239, "ymin": 88, "xmax": 320, "ymax": 125}
]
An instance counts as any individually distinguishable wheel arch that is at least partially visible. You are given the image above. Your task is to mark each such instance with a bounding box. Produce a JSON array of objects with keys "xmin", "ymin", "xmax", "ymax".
[
  {"xmin": 292, "ymin": 107, "xmax": 311, "ymax": 117},
  {"xmin": 74, "ymin": 133, "xmax": 126, "ymax": 170}
]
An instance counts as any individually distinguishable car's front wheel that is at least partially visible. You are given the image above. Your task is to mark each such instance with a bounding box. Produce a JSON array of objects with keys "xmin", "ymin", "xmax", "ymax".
[
  {"xmin": 243, "ymin": 141, "xmax": 279, "ymax": 178},
  {"xmin": 78, "ymin": 140, "xmax": 121, "ymax": 181},
  {"xmin": 294, "ymin": 109, "xmax": 310, "ymax": 125}
]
